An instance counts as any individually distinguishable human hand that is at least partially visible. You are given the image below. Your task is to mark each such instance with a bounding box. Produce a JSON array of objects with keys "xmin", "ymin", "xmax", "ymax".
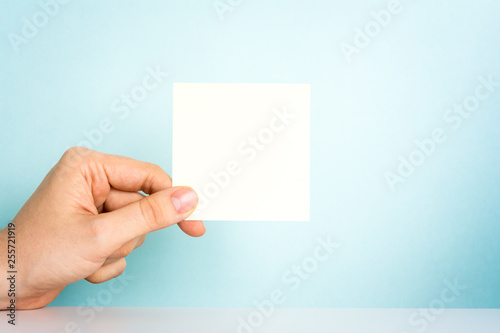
[{"xmin": 0, "ymin": 147, "xmax": 204, "ymax": 310}]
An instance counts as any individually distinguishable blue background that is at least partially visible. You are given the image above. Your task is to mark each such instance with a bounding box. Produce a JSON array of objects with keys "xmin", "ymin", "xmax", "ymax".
[{"xmin": 1, "ymin": 0, "xmax": 499, "ymax": 308}]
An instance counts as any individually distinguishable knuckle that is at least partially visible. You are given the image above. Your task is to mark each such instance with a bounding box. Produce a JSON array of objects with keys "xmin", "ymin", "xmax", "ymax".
[
  {"xmin": 136, "ymin": 235, "xmax": 146, "ymax": 248},
  {"xmin": 88, "ymin": 219, "xmax": 105, "ymax": 239},
  {"xmin": 63, "ymin": 146, "xmax": 80, "ymax": 158},
  {"xmin": 85, "ymin": 272, "xmax": 103, "ymax": 284},
  {"xmin": 149, "ymin": 163, "xmax": 163, "ymax": 173},
  {"xmin": 116, "ymin": 243, "xmax": 134, "ymax": 258},
  {"xmin": 146, "ymin": 163, "xmax": 172, "ymax": 190},
  {"xmin": 86, "ymin": 220, "xmax": 111, "ymax": 254},
  {"xmin": 85, "ymin": 259, "xmax": 127, "ymax": 284},
  {"xmin": 160, "ymin": 168, "xmax": 173, "ymax": 187},
  {"xmin": 139, "ymin": 196, "xmax": 166, "ymax": 230},
  {"xmin": 60, "ymin": 146, "xmax": 93, "ymax": 169},
  {"xmin": 155, "ymin": 165, "xmax": 172, "ymax": 182},
  {"xmin": 63, "ymin": 146, "xmax": 89, "ymax": 160}
]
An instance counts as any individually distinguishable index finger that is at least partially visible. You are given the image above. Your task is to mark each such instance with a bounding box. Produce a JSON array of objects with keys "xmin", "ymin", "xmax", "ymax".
[
  {"xmin": 62, "ymin": 147, "xmax": 172, "ymax": 194},
  {"xmin": 102, "ymin": 153, "xmax": 172, "ymax": 194}
]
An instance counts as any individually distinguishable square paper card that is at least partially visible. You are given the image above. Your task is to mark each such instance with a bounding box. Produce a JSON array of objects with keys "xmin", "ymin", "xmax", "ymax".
[{"xmin": 172, "ymin": 83, "xmax": 310, "ymax": 221}]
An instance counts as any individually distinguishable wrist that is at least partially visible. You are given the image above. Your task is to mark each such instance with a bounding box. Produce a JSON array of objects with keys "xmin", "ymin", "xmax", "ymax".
[{"xmin": 0, "ymin": 222, "xmax": 60, "ymax": 310}]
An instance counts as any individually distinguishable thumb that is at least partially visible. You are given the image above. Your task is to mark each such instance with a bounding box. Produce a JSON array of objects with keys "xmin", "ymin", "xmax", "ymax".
[{"xmin": 96, "ymin": 186, "xmax": 198, "ymax": 248}]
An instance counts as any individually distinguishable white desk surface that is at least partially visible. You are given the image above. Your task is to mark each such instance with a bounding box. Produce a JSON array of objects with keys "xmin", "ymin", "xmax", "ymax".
[{"xmin": 1, "ymin": 307, "xmax": 499, "ymax": 333}]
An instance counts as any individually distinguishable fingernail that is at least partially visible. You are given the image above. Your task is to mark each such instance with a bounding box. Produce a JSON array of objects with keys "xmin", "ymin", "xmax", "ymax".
[{"xmin": 171, "ymin": 188, "xmax": 198, "ymax": 213}]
